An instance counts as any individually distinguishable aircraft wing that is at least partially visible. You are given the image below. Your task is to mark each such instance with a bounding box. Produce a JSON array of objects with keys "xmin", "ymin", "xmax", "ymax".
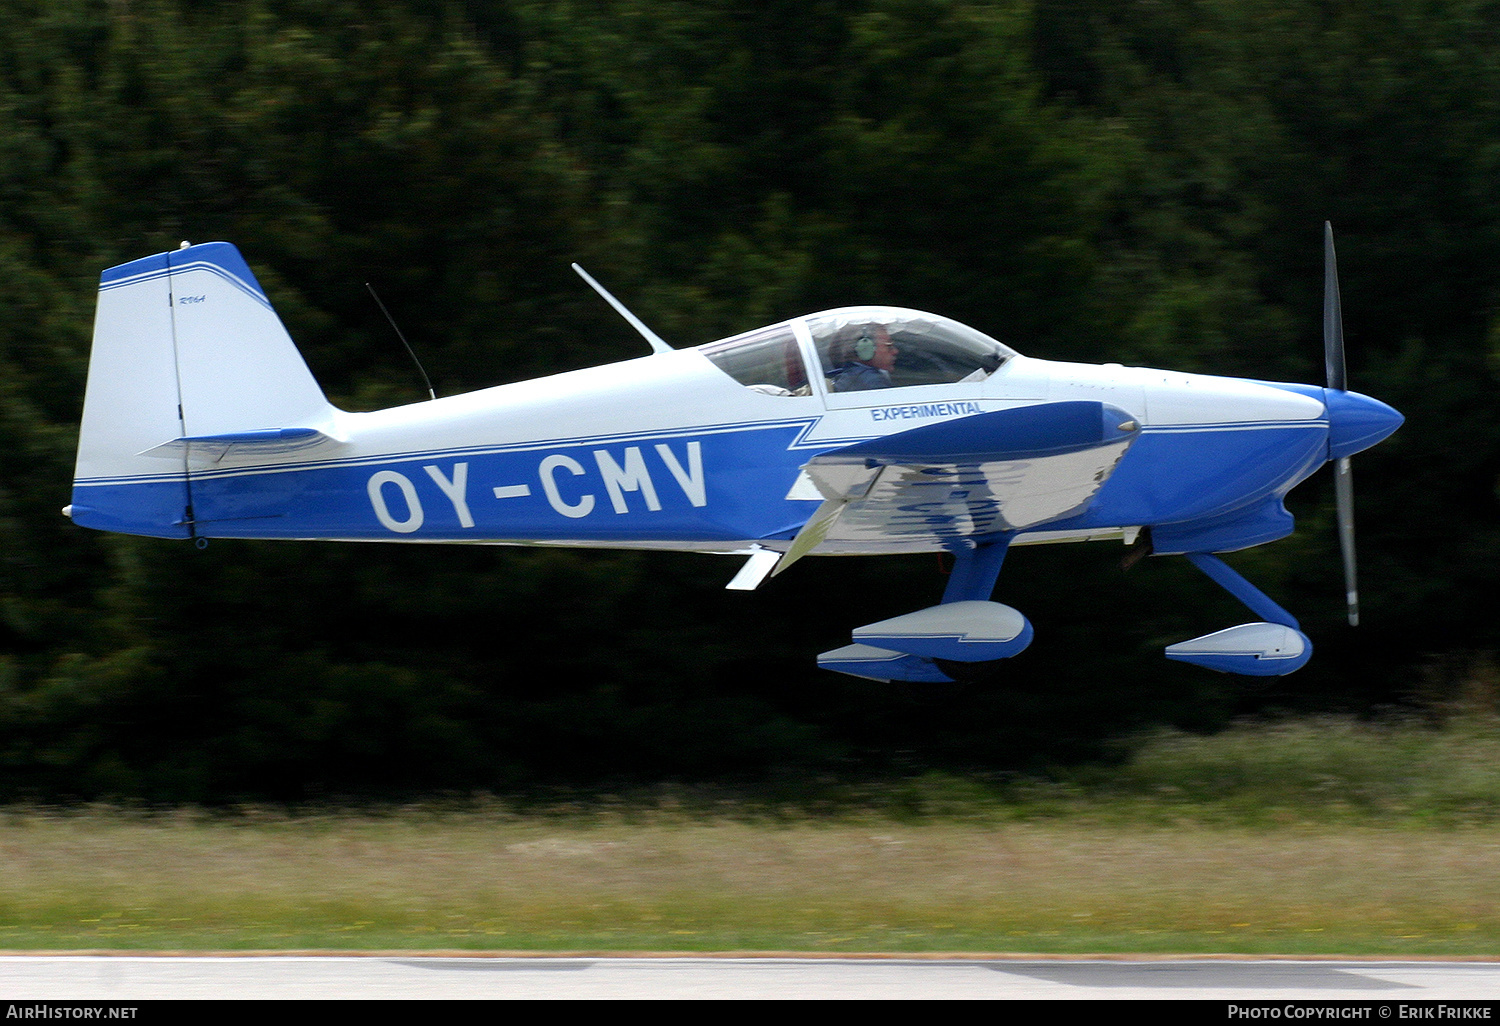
[{"xmin": 775, "ymin": 401, "xmax": 1140, "ymax": 572}]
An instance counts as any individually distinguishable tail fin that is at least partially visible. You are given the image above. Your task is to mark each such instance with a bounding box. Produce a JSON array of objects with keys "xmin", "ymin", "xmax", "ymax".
[{"xmin": 70, "ymin": 242, "xmax": 335, "ymax": 538}]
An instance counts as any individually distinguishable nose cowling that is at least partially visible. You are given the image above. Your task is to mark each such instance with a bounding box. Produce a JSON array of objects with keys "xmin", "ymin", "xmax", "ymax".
[{"xmin": 1325, "ymin": 388, "xmax": 1403, "ymax": 460}]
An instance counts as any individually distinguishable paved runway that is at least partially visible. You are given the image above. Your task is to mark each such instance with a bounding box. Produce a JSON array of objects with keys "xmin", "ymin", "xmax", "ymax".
[{"xmin": 3, "ymin": 955, "xmax": 1500, "ymax": 999}]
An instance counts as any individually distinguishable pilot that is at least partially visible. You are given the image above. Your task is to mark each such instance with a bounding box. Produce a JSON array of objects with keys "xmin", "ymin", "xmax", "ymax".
[{"xmin": 827, "ymin": 324, "xmax": 899, "ymax": 391}]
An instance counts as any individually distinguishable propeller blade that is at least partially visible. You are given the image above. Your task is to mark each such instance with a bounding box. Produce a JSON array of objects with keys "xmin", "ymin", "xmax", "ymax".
[
  {"xmin": 1325, "ymin": 222, "xmax": 1358, "ymax": 623},
  {"xmin": 1324, "ymin": 221, "xmax": 1347, "ymax": 391},
  {"xmin": 1334, "ymin": 455, "xmax": 1358, "ymax": 625}
]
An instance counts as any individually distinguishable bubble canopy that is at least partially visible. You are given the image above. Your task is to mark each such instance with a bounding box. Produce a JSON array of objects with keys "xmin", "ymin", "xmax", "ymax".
[
  {"xmin": 806, "ymin": 307, "xmax": 1018, "ymax": 389},
  {"xmin": 699, "ymin": 306, "xmax": 1019, "ymax": 395}
]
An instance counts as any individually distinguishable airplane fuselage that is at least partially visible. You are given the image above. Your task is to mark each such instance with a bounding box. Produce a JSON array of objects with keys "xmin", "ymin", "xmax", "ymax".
[{"xmin": 76, "ymin": 336, "xmax": 1338, "ymax": 558}]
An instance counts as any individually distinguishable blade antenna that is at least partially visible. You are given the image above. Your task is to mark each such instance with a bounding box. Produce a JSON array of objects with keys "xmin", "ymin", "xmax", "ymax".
[
  {"xmin": 366, "ymin": 282, "xmax": 437, "ymax": 401},
  {"xmin": 1324, "ymin": 223, "xmax": 1358, "ymax": 625},
  {"xmin": 571, "ymin": 263, "xmax": 674, "ymax": 355}
]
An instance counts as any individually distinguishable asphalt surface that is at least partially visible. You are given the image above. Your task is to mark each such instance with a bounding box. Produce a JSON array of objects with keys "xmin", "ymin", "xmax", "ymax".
[{"xmin": 3, "ymin": 955, "xmax": 1500, "ymax": 999}]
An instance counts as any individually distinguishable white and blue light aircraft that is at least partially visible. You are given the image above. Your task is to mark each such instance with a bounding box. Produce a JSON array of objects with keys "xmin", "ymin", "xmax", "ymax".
[{"xmin": 67, "ymin": 228, "xmax": 1402, "ymax": 682}]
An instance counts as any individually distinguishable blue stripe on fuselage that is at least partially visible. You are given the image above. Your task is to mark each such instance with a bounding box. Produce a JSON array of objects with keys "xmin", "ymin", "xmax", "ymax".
[
  {"xmin": 1055, "ymin": 421, "xmax": 1328, "ymax": 531},
  {"xmin": 71, "ymin": 417, "xmax": 1331, "ymax": 546},
  {"xmin": 75, "ymin": 423, "xmax": 821, "ymax": 542}
]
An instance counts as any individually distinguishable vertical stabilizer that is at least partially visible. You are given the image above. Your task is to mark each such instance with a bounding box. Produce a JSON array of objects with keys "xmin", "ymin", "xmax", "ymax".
[{"xmin": 70, "ymin": 242, "xmax": 334, "ymax": 538}]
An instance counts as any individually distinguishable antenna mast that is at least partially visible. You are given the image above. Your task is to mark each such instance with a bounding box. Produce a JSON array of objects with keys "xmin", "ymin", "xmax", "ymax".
[{"xmin": 366, "ymin": 282, "xmax": 437, "ymax": 401}]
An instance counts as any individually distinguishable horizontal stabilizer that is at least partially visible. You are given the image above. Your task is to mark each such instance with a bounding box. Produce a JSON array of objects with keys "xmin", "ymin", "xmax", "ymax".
[{"xmin": 139, "ymin": 427, "xmax": 343, "ymax": 465}]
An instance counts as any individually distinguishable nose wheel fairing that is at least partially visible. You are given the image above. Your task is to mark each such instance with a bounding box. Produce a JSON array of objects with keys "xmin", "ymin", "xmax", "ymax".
[
  {"xmin": 1163, "ymin": 553, "xmax": 1313, "ymax": 676},
  {"xmin": 1166, "ymin": 622, "xmax": 1311, "ymax": 676}
]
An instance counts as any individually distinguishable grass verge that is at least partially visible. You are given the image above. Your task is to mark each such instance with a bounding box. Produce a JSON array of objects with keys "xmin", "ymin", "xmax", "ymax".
[{"xmin": 2, "ymin": 716, "xmax": 1499, "ymax": 955}]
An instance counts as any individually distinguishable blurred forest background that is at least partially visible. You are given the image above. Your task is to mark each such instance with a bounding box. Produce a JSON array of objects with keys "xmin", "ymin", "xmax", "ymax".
[{"xmin": 0, "ymin": 0, "xmax": 1496, "ymax": 802}]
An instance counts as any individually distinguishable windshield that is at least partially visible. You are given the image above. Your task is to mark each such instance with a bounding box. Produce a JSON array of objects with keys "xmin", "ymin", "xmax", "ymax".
[{"xmin": 806, "ymin": 307, "xmax": 1016, "ymax": 392}]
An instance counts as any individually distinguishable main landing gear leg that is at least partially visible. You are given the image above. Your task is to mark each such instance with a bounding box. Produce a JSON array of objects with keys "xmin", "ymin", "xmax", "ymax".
[
  {"xmin": 941, "ymin": 536, "xmax": 1012, "ymax": 604},
  {"xmin": 1165, "ymin": 552, "xmax": 1313, "ymax": 676}
]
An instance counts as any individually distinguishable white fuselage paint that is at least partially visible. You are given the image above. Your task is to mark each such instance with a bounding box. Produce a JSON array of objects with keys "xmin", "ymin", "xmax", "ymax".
[
  {"xmin": 84, "ymin": 303, "xmax": 1325, "ymax": 553},
  {"xmin": 295, "ymin": 346, "xmax": 1321, "ymax": 552}
]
